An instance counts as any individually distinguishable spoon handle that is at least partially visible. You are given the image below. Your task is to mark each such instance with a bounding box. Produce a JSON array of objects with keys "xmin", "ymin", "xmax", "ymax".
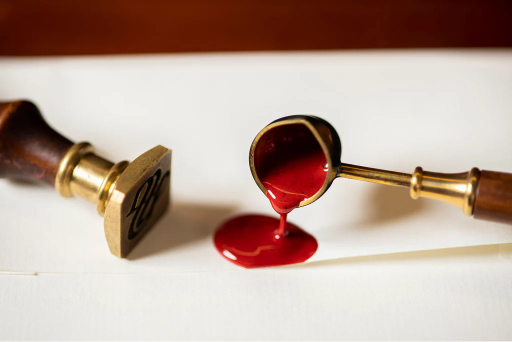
[
  {"xmin": 338, "ymin": 163, "xmax": 410, "ymax": 188},
  {"xmin": 473, "ymin": 170, "xmax": 512, "ymax": 224},
  {"xmin": 338, "ymin": 163, "xmax": 512, "ymax": 224}
]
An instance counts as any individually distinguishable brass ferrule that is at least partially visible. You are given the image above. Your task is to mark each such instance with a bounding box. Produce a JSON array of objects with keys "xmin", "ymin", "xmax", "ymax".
[
  {"xmin": 55, "ymin": 142, "xmax": 129, "ymax": 216},
  {"xmin": 410, "ymin": 167, "xmax": 480, "ymax": 216},
  {"xmin": 338, "ymin": 164, "xmax": 481, "ymax": 216}
]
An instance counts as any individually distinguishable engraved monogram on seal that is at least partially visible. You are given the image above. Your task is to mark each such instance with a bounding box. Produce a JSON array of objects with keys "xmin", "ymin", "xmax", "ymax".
[{"xmin": 126, "ymin": 168, "xmax": 170, "ymax": 240}]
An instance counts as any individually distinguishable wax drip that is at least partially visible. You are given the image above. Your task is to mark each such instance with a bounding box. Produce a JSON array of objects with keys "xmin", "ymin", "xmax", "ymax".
[{"xmin": 214, "ymin": 124, "xmax": 325, "ymax": 268}]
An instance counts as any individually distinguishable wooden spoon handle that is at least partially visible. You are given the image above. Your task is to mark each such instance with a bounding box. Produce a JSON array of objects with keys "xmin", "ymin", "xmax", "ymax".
[
  {"xmin": 474, "ymin": 170, "xmax": 512, "ymax": 224},
  {"xmin": 0, "ymin": 100, "xmax": 73, "ymax": 186}
]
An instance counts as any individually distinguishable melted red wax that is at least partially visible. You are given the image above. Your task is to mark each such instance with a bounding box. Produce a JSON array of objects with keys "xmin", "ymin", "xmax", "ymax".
[
  {"xmin": 256, "ymin": 124, "xmax": 327, "ymax": 214},
  {"xmin": 214, "ymin": 215, "xmax": 318, "ymax": 268},
  {"xmin": 214, "ymin": 124, "xmax": 326, "ymax": 268}
]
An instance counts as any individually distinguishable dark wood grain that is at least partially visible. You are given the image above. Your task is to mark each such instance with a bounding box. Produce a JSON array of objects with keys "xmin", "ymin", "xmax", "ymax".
[
  {"xmin": 474, "ymin": 170, "xmax": 512, "ymax": 225},
  {"xmin": 0, "ymin": 101, "xmax": 73, "ymax": 186},
  {"xmin": 0, "ymin": 0, "xmax": 510, "ymax": 56}
]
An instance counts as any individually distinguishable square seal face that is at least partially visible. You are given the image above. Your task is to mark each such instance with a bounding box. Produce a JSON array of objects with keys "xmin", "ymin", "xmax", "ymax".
[{"xmin": 104, "ymin": 145, "xmax": 172, "ymax": 258}]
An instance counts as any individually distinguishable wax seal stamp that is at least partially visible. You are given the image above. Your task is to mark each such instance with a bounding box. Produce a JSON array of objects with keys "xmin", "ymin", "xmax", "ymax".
[{"xmin": 0, "ymin": 100, "xmax": 172, "ymax": 257}]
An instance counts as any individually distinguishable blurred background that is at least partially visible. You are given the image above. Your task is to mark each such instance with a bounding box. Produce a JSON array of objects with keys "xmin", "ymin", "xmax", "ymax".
[{"xmin": 0, "ymin": 0, "xmax": 511, "ymax": 55}]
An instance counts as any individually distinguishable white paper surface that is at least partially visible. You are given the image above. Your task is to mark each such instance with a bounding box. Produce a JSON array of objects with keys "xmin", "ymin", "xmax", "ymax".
[
  {"xmin": 1, "ymin": 50, "xmax": 512, "ymax": 273},
  {"xmin": 2, "ymin": 245, "xmax": 512, "ymax": 340}
]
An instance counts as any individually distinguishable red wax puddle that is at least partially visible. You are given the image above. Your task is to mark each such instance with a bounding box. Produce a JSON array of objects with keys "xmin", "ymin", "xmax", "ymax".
[
  {"xmin": 214, "ymin": 123, "xmax": 326, "ymax": 268},
  {"xmin": 214, "ymin": 215, "xmax": 318, "ymax": 268}
]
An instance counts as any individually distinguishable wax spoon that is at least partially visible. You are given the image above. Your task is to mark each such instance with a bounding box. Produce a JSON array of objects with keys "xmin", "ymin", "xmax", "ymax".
[{"xmin": 250, "ymin": 115, "xmax": 512, "ymax": 225}]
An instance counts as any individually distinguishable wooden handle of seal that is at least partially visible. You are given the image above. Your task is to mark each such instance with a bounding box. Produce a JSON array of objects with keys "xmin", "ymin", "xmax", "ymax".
[
  {"xmin": 0, "ymin": 100, "xmax": 73, "ymax": 186},
  {"xmin": 474, "ymin": 170, "xmax": 512, "ymax": 225}
]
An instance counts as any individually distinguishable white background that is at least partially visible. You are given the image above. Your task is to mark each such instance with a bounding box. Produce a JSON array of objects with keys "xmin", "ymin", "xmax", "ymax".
[{"xmin": 1, "ymin": 50, "xmax": 512, "ymax": 339}]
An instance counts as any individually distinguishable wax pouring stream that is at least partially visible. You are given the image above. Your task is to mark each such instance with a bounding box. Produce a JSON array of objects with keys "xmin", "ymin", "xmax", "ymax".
[
  {"xmin": 213, "ymin": 117, "xmax": 329, "ymax": 268},
  {"xmin": 250, "ymin": 115, "xmax": 512, "ymax": 225}
]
